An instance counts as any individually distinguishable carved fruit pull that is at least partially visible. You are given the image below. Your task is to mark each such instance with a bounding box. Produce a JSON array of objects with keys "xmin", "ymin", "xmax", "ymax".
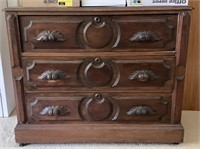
[
  {"xmin": 36, "ymin": 30, "xmax": 65, "ymax": 42},
  {"xmin": 39, "ymin": 106, "xmax": 70, "ymax": 116},
  {"xmin": 38, "ymin": 70, "xmax": 68, "ymax": 80},
  {"xmin": 127, "ymin": 106, "xmax": 155, "ymax": 116},
  {"xmin": 129, "ymin": 31, "xmax": 160, "ymax": 42},
  {"xmin": 129, "ymin": 70, "xmax": 158, "ymax": 82}
]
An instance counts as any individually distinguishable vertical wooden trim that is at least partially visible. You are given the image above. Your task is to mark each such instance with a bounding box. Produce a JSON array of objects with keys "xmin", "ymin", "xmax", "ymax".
[
  {"xmin": 6, "ymin": 12, "xmax": 26, "ymax": 123},
  {"xmin": 171, "ymin": 12, "xmax": 191, "ymax": 123}
]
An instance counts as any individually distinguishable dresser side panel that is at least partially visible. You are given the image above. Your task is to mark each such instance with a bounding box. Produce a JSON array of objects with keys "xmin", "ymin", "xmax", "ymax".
[{"xmin": 6, "ymin": 12, "xmax": 26, "ymax": 123}]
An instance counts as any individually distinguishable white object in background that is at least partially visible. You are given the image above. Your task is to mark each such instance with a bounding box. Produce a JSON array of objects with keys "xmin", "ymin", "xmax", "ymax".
[
  {"xmin": 7, "ymin": 0, "xmax": 19, "ymax": 7},
  {"xmin": 0, "ymin": 0, "xmax": 16, "ymax": 117},
  {"xmin": 127, "ymin": 0, "xmax": 188, "ymax": 6},
  {"xmin": 0, "ymin": 93, "xmax": 3, "ymax": 117},
  {"xmin": 82, "ymin": 0, "xmax": 126, "ymax": 6}
]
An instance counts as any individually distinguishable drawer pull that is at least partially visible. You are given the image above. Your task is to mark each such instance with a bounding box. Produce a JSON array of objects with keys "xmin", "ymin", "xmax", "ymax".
[
  {"xmin": 129, "ymin": 31, "xmax": 160, "ymax": 42},
  {"xmin": 79, "ymin": 58, "xmax": 120, "ymax": 87},
  {"xmin": 93, "ymin": 17, "xmax": 101, "ymax": 23},
  {"xmin": 36, "ymin": 30, "xmax": 65, "ymax": 42},
  {"xmin": 80, "ymin": 93, "xmax": 120, "ymax": 121},
  {"xmin": 129, "ymin": 70, "xmax": 158, "ymax": 82},
  {"xmin": 39, "ymin": 106, "xmax": 70, "ymax": 116},
  {"xmin": 38, "ymin": 70, "xmax": 68, "ymax": 80},
  {"xmin": 127, "ymin": 106, "xmax": 155, "ymax": 116},
  {"xmin": 94, "ymin": 93, "xmax": 102, "ymax": 101}
]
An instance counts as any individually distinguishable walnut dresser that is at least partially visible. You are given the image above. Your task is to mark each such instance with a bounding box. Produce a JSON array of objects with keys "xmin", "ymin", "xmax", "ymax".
[{"xmin": 5, "ymin": 6, "xmax": 192, "ymax": 145}]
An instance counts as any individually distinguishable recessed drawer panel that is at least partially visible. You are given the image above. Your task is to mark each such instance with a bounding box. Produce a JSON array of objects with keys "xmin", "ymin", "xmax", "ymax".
[
  {"xmin": 26, "ymin": 93, "xmax": 171, "ymax": 123},
  {"xmin": 23, "ymin": 56, "xmax": 175, "ymax": 91},
  {"xmin": 116, "ymin": 15, "xmax": 177, "ymax": 51},
  {"xmin": 79, "ymin": 93, "xmax": 171, "ymax": 122},
  {"xmin": 19, "ymin": 15, "xmax": 177, "ymax": 52},
  {"xmin": 26, "ymin": 94, "xmax": 82, "ymax": 123}
]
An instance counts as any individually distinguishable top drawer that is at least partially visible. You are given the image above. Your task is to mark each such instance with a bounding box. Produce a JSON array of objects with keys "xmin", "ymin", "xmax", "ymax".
[{"xmin": 19, "ymin": 15, "xmax": 177, "ymax": 52}]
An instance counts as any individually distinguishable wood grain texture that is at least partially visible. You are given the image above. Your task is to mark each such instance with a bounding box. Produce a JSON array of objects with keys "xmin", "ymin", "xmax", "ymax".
[
  {"xmin": 183, "ymin": 1, "xmax": 200, "ymax": 110},
  {"xmin": 5, "ymin": 7, "xmax": 191, "ymax": 144},
  {"xmin": 25, "ymin": 93, "xmax": 171, "ymax": 123},
  {"xmin": 6, "ymin": 13, "xmax": 27, "ymax": 123},
  {"xmin": 15, "ymin": 123, "xmax": 184, "ymax": 144},
  {"xmin": 19, "ymin": 15, "xmax": 177, "ymax": 51}
]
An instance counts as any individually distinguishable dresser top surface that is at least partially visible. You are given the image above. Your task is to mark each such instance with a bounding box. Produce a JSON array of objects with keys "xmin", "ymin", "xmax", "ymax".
[{"xmin": 4, "ymin": 6, "xmax": 192, "ymax": 13}]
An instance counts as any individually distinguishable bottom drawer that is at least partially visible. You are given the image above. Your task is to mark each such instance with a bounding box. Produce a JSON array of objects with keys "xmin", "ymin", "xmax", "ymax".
[{"xmin": 26, "ymin": 93, "xmax": 171, "ymax": 123}]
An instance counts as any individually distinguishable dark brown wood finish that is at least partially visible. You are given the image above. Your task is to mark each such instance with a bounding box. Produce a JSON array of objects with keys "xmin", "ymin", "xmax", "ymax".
[
  {"xmin": 19, "ymin": 15, "xmax": 177, "ymax": 51},
  {"xmin": 26, "ymin": 93, "xmax": 171, "ymax": 123},
  {"xmin": 22, "ymin": 56, "xmax": 175, "ymax": 91},
  {"xmin": 5, "ymin": 7, "xmax": 191, "ymax": 144},
  {"xmin": 171, "ymin": 12, "xmax": 191, "ymax": 123},
  {"xmin": 6, "ymin": 13, "xmax": 26, "ymax": 124},
  {"xmin": 15, "ymin": 123, "xmax": 184, "ymax": 144}
]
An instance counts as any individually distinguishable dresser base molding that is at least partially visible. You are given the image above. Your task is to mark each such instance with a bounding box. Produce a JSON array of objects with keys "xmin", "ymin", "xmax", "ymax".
[{"xmin": 15, "ymin": 123, "xmax": 184, "ymax": 144}]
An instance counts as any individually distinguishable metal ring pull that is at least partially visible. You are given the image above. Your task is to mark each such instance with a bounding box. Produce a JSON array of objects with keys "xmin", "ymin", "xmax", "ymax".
[{"xmin": 94, "ymin": 17, "xmax": 101, "ymax": 23}]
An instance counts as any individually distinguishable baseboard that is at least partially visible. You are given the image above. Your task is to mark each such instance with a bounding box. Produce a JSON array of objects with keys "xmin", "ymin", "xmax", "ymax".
[{"xmin": 15, "ymin": 123, "xmax": 184, "ymax": 144}]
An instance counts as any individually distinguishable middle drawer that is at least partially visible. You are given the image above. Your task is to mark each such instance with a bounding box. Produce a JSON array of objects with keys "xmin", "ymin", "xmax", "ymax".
[{"xmin": 23, "ymin": 56, "xmax": 175, "ymax": 91}]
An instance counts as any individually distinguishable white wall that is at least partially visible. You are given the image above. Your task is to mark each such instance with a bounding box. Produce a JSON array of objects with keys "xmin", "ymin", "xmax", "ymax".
[
  {"xmin": 0, "ymin": 94, "xmax": 3, "ymax": 117},
  {"xmin": 0, "ymin": 0, "xmax": 17, "ymax": 117}
]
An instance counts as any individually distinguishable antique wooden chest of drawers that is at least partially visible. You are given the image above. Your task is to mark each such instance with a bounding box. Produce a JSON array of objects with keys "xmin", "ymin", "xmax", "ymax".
[{"xmin": 5, "ymin": 6, "xmax": 191, "ymax": 144}]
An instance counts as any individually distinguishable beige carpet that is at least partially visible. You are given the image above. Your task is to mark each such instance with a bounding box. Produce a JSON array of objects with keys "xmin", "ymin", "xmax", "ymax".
[{"xmin": 0, "ymin": 110, "xmax": 199, "ymax": 149}]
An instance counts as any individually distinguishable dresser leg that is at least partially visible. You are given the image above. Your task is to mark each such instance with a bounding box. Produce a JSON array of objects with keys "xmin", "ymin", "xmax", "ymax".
[
  {"xmin": 19, "ymin": 143, "xmax": 29, "ymax": 147},
  {"xmin": 173, "ymin": 143, "xmax": 180, "ymax": 145}
]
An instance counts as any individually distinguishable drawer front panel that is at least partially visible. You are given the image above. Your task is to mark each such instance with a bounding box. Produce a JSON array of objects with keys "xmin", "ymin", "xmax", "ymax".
[
  {"xmin": 23, "ymin": 56, "xmax": 175, "ymax": 91},
  {"xmin": 26, "ymin": 93, "xmax": 171, "ymax": 123},
  {"xmin": 20, "ymin": 15, "xmax": 177, "ymax": 52}
]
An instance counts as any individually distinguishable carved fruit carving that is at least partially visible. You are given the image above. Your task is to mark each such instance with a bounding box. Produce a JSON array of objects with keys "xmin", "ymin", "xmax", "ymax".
[
  {"xmin": 127, "ymin": 106, "xmax": 155, "ymax": 116},
  {"xmin": 38, "ymin": 70, "xmax": 68, "ymax": 80},
  {"xmin": 39, "ymin": 106, "xmax": 70, "ymax": 116},
  {"xmin": 80, "ymin": 93, "xmax": 119, "ymax": 121},
  {"xmin": 129, "ymin": 70, "xmax": 159, "ymax": 82},
  {"xmin": 129, "ymin": 31, "xmax": 160, "ymax": 42},
  {"xmin": 36, "ymin": 30, "xmax": 65, "ymax": 42}
]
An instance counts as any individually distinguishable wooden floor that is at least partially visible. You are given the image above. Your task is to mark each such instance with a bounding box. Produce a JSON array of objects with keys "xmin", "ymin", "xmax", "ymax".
[{"xmin": 183, "ymin": 0, "xmax": 200, "ymax": 111}]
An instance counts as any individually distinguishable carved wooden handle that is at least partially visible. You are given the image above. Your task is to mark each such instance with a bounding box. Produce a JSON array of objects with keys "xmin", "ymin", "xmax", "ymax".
[
  {"xmin": 39, "ymin": 106, "xmax": 70, "ymax": 116},
  {"xmin": 36, "ymin": 30, "xmax": 65, "ymax": 42},
  {"xmin": 129, "ymin": 31, "xmax": 160, "ymax": 42},
  {"xmin": 127, "ymin": 106, "xmax": 155, "ymax": 116},
  {"xmin": 129, "ymin": 70, "xmax": 158, "ymax": 82},
  {"xmin": 38, "ymin": 70, "xmax": 68, "ymax": 80}
]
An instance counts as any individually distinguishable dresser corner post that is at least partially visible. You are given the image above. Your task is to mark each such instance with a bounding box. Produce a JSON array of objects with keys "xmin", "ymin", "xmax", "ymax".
[
  {"xmin": 5, "ymin": 11, "xmax": 26, "ymax": 124},
  {"xmin": 171, "ymin": 11, "xmax": 191, "ymax": 124}
]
